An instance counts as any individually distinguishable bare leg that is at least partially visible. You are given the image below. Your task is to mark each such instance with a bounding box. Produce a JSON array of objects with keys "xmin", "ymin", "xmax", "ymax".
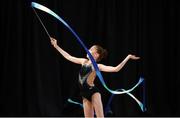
[
  {"xmin": 83, "ymin": 98, "xmax": 94, "ymax": 118},
  {"xmin": 92, "ymin": 93, "xmax": 104, "ymax": 117}
]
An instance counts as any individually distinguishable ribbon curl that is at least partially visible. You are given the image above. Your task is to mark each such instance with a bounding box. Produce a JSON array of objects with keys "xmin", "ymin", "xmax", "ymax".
[
  {"xmin": 68, "ymin": 77, "xmax": 146, "ymax": 113},
  {"xmin": 31, "ymin": 2, "xmax": 146, "ymax": 112}
]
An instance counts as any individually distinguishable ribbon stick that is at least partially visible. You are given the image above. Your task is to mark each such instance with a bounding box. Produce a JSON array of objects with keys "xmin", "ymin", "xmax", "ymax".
[{"xmin": 31, "ymin": 2, "xmax": 146, "ymax": 112}]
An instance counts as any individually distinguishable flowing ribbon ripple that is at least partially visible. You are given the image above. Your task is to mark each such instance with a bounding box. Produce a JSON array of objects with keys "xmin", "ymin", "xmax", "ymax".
[{"xmin": 31, "ymin": 2, "xmax": 146, "ymax": 112}]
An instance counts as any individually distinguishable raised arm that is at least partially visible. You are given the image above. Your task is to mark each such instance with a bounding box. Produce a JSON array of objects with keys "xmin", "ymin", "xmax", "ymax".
[
  {"xmin": 98, "ymin": 54, "xmax": 140, "ymax": 72},
  {"xmin": 50, "ymin": 37, "xmax": 87, "ymax": 65}
]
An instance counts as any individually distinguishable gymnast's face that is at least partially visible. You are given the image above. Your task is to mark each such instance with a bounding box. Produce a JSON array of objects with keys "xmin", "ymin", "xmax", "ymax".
[{"xmin": 86, "ymin": 46, "xmax": 99, "ymax": 61}]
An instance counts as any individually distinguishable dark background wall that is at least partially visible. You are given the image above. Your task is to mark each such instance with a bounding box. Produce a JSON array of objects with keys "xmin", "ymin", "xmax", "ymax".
[{"xmin": 1, "ymin": 0, "xmax": 180, "ymax": 116}]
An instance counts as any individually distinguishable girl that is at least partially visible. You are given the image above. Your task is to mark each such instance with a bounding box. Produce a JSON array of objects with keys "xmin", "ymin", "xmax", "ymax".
[{"xmin": 50, "ymin": 37, "xmax": 140, "ymax": 117}]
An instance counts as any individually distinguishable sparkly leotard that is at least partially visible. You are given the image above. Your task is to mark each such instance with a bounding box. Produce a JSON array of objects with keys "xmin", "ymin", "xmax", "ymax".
[{"xmin": 78, "ymin": 64, "xmax": 99, "ymax": 101}]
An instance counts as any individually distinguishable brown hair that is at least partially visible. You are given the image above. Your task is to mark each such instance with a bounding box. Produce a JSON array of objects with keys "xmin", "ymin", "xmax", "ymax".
[{"xmin": 93, "ymin": 45, "xmax": 108, "ymax": 62}]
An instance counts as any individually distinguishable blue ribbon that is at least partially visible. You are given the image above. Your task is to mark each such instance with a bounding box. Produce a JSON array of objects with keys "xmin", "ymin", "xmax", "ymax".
[
  {"xmin": 31, "ymin": 2, "xmax": 146, "ymax": 112},
  {"xmin": 67, "ymin": 98, "xmax": 83, "ymax": 108},
  {"xmin": 67, "ymin": 77, "xmax": 146, "ymax": 113}
]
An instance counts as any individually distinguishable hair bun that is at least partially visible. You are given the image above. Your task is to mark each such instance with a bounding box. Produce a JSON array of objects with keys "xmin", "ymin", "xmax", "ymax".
[{"xmin": 93, "ymin": 45, "xmax": 108, "ymax": 62}]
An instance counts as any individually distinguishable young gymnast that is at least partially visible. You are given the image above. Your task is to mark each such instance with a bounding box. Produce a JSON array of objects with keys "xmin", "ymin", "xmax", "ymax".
[{"xmin": 50, "ymin": 37, "xmax": 140, "ymax": 117}]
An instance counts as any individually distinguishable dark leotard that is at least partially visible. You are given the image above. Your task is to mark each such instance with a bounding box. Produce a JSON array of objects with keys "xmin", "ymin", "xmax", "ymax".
[{"xmin": 79, "ymin": 64, "xmax": 99, "ymax": 101}]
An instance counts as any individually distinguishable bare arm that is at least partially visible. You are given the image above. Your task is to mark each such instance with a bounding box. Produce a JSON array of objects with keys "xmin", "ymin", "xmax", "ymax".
[
  {"xmin": 50, "ymin": 37, "xmax": 87, "ymax": 65},
  {"xmin": 98, "ymin": 55, "xmax": 140, "ymax": 72}
]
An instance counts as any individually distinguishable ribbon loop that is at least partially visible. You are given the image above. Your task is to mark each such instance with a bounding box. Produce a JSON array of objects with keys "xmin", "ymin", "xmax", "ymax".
[{"xmin": 31, "ymin": 2, "xmax": 146, "ymax": 112}]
